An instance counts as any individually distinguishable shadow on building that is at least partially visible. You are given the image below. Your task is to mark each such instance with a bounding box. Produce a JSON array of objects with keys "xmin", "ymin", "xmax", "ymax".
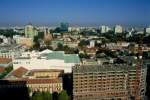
[
  {"xmin": 0, "ymin": 80, "xmax": 30, "ymax": 100},
  {"xmin": 146, "ymin": 64, "xmax": 150, "ymax": 99},
  {"xmin": 63, "ymin": 73, "xmax": 73, "ymax": 97}
]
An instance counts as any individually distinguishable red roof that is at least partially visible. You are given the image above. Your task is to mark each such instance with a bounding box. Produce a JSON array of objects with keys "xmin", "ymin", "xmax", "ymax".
[
  {"xmin": 11, "ymin": 67, "xmax": 28, "ymax": 78},
  {"xmin": 0, "ymin": 58, "xmax": 12, "ymax": 64}
]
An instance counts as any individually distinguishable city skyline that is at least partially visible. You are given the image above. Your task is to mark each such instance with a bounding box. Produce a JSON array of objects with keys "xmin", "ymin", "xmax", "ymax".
[{"xmin": 0, "ymin": 0, "xmax": 150, "ymax": 27}]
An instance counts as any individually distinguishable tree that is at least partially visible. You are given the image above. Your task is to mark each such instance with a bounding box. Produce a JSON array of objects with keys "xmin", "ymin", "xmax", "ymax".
[
  {"xmin": 57, "ymin": 43, "xmax": 63, "ymax": 50},
  {"xmin": 31, "ymin": 92, "xmax": 43, "ymax": 100},
  {"xmin": 79, "ymin": 53, "xmax": 90, "ymax": 58},
  {"xmin": 0, "ymin": 38, "xmax": 3, "ymax": 43},
  {"xmin": 58, "ymin": 90, "xmax": 69, "ymax": 100},
  {"xmin": 0, "ymin": 29, "xmax": 21, "ymax": 38},
  {"xmin": 42, "ymin": 92, "xmax": 53, "ymax": 100},
  {"xmin": 78, "ymin": 40, "xmax": 89, "ymax": 47},
  {"xmin": 52, "ymin": 92, "xmax": 58, "ymax": 100},
  {"xmin": 33, "ymin": 36, "xmax": 40, "ymax": 49},
  {"xmin": 5, "ymin": 66, "xmax": 13, "ymax": 73}
]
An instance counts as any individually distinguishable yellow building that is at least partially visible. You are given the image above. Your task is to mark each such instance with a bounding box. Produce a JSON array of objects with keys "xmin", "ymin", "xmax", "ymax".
[
  {"xmin": 15, "ymin": 37, "xmax": 33, "ymax": 48},
  {"xmin": 25, "ymin": 24, "xmax": 38, "ymax": 38},
  {"xmin": 4, "ymin": 67, "xmax": 64, "ymax": 94}
]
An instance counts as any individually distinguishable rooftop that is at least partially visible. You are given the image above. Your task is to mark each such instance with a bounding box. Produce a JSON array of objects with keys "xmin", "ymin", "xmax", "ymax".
[
  {"xmin": 7, "ymin": 67, "xmax": 28, "ymax": 78},
  {"xmin": 73, "ymin": 64, "xmax": 146, "ymax": 73},
  {"xmin": 0, "ymin": 58, "xmax": 12, "ymax": 64},
  {"xmin": 38, "ymin": 50, "xmax": 80, "ymax": 63}
]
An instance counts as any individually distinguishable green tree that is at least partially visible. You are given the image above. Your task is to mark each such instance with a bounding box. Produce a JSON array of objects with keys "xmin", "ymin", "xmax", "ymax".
[
  {"xmin": 31, "ymin": 92, "xmax": 43, "ymax": 100},
  {"xmin": 58, "ymin": 90, "xmax": 69, "ymax": 100},
  {"xmin": 57, "ymin": 43, "xmax": 63, "ymax": 50},
  {"xmin": 33, "ymin": 36, "xmax": 40, "ymax": 49},
  {"xmin": 79, "ymin": 53, "xmax": 90, "ymax": 58},
  {"xmin": 78, "ymin": 40, "xmax": 89, "ymax": 47},
  {"xmin": 5, "ymin": 66, "xmax": 13, "ymax": 73},
  {"xmin": 42, "ymin": 92, "xmax": 53, "ymax": 100}
]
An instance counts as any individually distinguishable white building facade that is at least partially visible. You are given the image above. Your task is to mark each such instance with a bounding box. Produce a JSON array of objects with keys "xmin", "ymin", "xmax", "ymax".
[
  {"xmin": 115, "ymin": 25, "xmax": 123, "ymax": 33},
  {"xmin": 100, "ymin": 26, "xmax": 111, "ymax": 33},
  {"xmin": 146, "ymin": 27, "xmax": 150, "ymax": 34},
  {"xmin": 13, "ymin": 50, "xmax": 80, "ymax": 73}
]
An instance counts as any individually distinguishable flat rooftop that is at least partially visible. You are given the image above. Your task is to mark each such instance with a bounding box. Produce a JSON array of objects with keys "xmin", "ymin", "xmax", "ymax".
[{"xmin": 73, "ymin": 64, "xmax": 146, "ymax": 73}]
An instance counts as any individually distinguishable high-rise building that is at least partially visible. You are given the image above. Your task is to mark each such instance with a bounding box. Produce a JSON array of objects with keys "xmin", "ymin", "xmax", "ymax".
[
  {"xmin": 115, "ymin": 25, "xmax": 123, "ymax": 33},
  {"xmin": 73, "ymin": 64, "xmax": 147, "ymax": 100},
  {"xmin": 100, "ymin": 26, "xmax": 111, "ymax": 33},
  {"xmin": 60, "ymin": 22, "xmax": 69, "ymax": 32},
  {"xmin": 25, "ymin": 23, "xmax": 38, "ymax": 38},
  {"xmin": 146, "ymin": 27, "xmax": 150, "ymax": 34}
]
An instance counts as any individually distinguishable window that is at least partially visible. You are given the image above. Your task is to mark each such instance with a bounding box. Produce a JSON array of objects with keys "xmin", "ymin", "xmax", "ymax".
[{"xmin": 14, "ymin": 62, "xmax": 18, "ymax": 64}]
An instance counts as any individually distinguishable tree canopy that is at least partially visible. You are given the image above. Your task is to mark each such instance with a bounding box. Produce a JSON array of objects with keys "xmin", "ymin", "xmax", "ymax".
[{"xmin": 58, "ymin": 90, "xmax": 69, "ymax": 100}]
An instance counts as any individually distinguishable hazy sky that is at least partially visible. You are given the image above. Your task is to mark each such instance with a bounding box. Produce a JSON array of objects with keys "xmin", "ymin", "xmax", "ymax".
[{"xmin": 0, "ymin": 0, "xmax": 150, "ymax": 26}]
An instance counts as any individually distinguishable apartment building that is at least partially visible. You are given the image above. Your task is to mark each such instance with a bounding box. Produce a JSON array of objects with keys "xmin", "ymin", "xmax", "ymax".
[{"xmin": 73, "ymin": 64, "xmax": 147, "ymax": 100}]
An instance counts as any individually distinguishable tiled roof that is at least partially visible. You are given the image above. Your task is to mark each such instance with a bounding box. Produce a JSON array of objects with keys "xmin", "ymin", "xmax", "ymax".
[
  {"xmin": 0, "ymin": 58, "xmax": 12, "ymax": 64},
  {"xmin": 10, "ymin": 67, "xmax": 28, "ymax": 78}
]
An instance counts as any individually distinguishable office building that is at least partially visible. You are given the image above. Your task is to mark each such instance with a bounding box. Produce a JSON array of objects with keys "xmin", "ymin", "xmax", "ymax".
[
  {"xmin": 100, "ymin": 26, "xmax": 111, "ymax": 33},
  {"xmin": 25, "ymin": 23, "xmax": 38, "ymax": 38}
]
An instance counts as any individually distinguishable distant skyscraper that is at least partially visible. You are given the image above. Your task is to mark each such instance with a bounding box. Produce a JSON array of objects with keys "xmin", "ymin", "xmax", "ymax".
[
  {"xmin": 25, "ymin": 23, "xmax": 38, "ymax": 38},
  {"xmin": 100, "ymin": 26, "xmax": 111, "ymax": 33},
  {"xmin": 115, "ymin": 25, "xmax": 123, "ymax": 33}
]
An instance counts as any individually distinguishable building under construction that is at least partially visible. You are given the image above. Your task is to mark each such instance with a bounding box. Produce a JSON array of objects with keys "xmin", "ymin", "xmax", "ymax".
[{"xmin": 73, "ymin": 63, "xmax": 147, "ymax": 100}]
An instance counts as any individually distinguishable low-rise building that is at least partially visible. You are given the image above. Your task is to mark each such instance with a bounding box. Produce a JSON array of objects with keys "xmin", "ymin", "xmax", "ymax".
[
  {"xmin": 0, "ymin": 44, "xmax": 24, "ymax": 58},
  {"xmin": 13, "ymin": 36, "xmax": 33, "ymax": 48},
  {"xmin": 4, "ymin": 67, "xmax": 63, "ymax": 94},
  {"xmin": 13, "ymin": 49, "xmax": 80, "ymax": 73}
]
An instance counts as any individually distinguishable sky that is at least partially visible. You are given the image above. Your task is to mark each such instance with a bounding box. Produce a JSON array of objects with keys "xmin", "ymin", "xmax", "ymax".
[{"xmin": 0, "ymin": 0, "xmax": 150, "ymax": 27}]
